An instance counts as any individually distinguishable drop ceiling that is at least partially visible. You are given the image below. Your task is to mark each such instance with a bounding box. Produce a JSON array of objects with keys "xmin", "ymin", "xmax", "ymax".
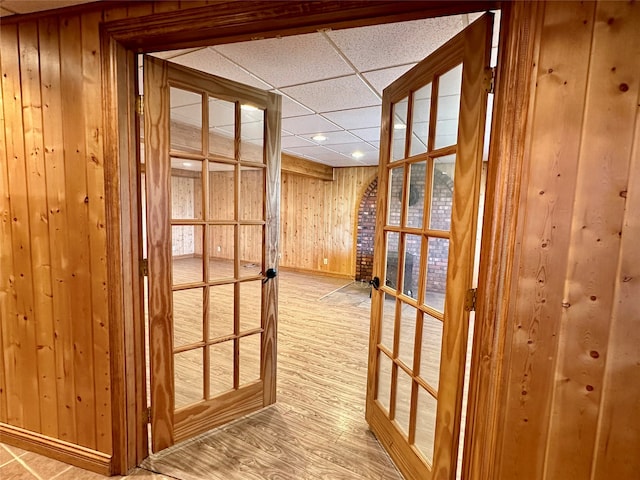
[
  {"xmin": 1, "ymin": 1, "xmax": 498, "ymax": 168},
  {"xmin": 152, "ymin": 12, "xmax": 498, "ymax": 168}
]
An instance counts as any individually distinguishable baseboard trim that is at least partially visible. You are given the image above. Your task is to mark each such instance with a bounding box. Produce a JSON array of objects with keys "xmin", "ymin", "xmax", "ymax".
[
  {"xmin": 279, "ymin": 265, "xmax": 354, "ymax": 280},
  {"xmin": 0, "ymin": 423, "xmax": 112, "ymax": 476}
]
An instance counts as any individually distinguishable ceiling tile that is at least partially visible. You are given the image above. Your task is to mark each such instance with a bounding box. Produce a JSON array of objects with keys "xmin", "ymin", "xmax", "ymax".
[
  {"xmin": 328, "ymin": 142, "xmax": 378, "ymax": 156},
  {"xmin": 285, "ymin": 145, "xmax": 347, "ymax": 163},
  {"xmin": 323, "ymin": 106, "xmax": 382, "ymax": 130},
  {"xmin": 326, "ymin": 16, "xmax": 466, "ymax": 71},
  {"xmin": 152, "ymin": 48, "xmax": 205, "ymax": 60},
  {"xmin": 171, "ymin": 105, "xmax": 202, "ymax": 126},
  {"xmin": 351, "ymin": 127, "xmax": 381, "ymax": 142},
  {"xmin": 362, "ymin": 64, "xmax": 416, "ymax": 95},
  {"xmin": 281, "ymin": 115, "xmax": 341, "ymax": 135},
  {"xmin": 169, "ymin": 88, "xmax": 201, "ymax": 108},
  {"xmin": 214, "ymin": 32, "xmax": 353, "ymax": 88},
  {"xmin": 163, "ymin": 47, "xmax": 272, "ymax": 90},
  {"xmin": 281, "ymin": 75, "xmax": 380, "ymax": 113},
  {"xmin": 281, "ymin": 135, "xmax": 315, "ymax": 149},
  {"xmin": 277, "ymin": 94, "xmax": 314, "ymax": 118},
  {"xmin": 310, "ymin": 130, "xmax": 361, "ymax": 146}
]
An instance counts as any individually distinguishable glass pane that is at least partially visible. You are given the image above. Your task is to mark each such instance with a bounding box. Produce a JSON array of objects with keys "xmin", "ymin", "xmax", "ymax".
[
  {"xmin": 406, "ymin": 161, "xmax": 426, "ymax": 228},
  {"xmin": 174, "ymin": 348, "xmax": 203, "ymax": 408},
  {"xmin": 239, "ymin": 281, "xmax": 261, "ymax": 332},
  {"xmin": 435, "ymin": 64, "xmax": 463, "ymax": 149},
  {"xmin": 209, "ymin": 225, "xmax": 235, "ymax": 281},
  {"xmin": 380, "ymin": 294, "xmax": 395, "ymax": 350},
  {"xmin": 415, "ymin": 387, "xmax": 438, "ymax": 463},
  {"xmin": 172, "ymin": 225, "xmax": 203, "ymax": 285},
  {"xmin": 209, "ymin": 97, "xmax": 235, "ymax": 158},
  {"xmin": 398, "ymin": 303, "xmax": 417, "ymax": 368},
  {"xmin": 395, "ymin": 369, "xmax": 413, "ymax": 438},
  {"xmin": 239, "ymin": 333, "xmax": 261, "ymax": 386},
  {"xmin": 419, "ymin": 313, "xmax": 443, "ymax": 391},
  {"xmin": 170, "ymin": 87, "xmax": 202, "ymax": 153},
  {"xmin": 173, "ymin": 289, "xmax": 203, "ymax": 348},
  {"xmin": 240, "ymin": 105, "xmax": 264, "ymax": 163},
  {"xmin": 239, "ymin": 225, "xmax": 263, "ymax": 278},
  {"xmin": 430, "ymin": 155, "xmax": 456, "ymax": 231},
  {"xmin": 410, "ymin": 83, "xmax": 431, "ymax": 156},
  {"xmin": 209, "ymin": 341, "xmax": 234, "ymax": 397},
  {"xmin": 240, "ymin": 166, "xmax": 264, "ymax": 221},
  {"xmin": 403, "ymin": 234, "xmax": 421, "ymax": 299},
  {"xmin": 209, "ymin": 284, "xmax": 234, "ymax": 340},
  {"xmin": 425, "ymin": 237, "xmax": 449, "ymax": 313},
  {"xmin": 387, "ymin": 166, "xmax": 404, "ymax": 227},
  {"xmin": 208, "ymin": 162, "xmax": 235, "ymax": 221},
  {"xmin": 377, "ymin": 351, "xmax": 392, "ymax": 414},
  {"xmin": 385, "ymin": 232, "xmax": 400, "ymax": 290},
  {"xmin": 391, "ymin": 97, "xmax": 408, "ymax": 161},
  {"xmin": 171, "ymin": 159, "xmax": 202, "ymax": 220}
]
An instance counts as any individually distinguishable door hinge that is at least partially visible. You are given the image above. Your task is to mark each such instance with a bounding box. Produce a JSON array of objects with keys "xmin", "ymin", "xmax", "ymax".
[
  {"xmin": 483, "ymin": 66, "xmax": 496, "ymax": 94},
  {"xmin": 146, "ymin": 406, "xmax": 151, "ymax": 424},
  {"xmin": 465, "ymin": 288, "xmax": 478, "ymax": 312},
  {"xmin": 136, "ymin": 94, "xmax": 144, "ymax": 116},
  {"xmin": 139, "ymin": 258, "xmax": 149, "ymax": 277}
]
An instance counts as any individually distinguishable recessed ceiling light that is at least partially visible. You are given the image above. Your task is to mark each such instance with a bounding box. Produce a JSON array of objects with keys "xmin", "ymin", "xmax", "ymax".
[
  {"xmin": 241, "ymin": 104, "xmax": 259, "ymax": 111},
  {"xmin": 312, "ymin": 134, "xmax": 327, "ymax": 142},
  {"xmin": 183, "ymin": 162, "xmax": 193, "ymax": 167},
  {"xmin": 394, "ymin": 123, "xmax": 407, "ymax": 130},
  {"xmin": 351, "ymin": 151, "xmax": 364, "ymax": 159}
]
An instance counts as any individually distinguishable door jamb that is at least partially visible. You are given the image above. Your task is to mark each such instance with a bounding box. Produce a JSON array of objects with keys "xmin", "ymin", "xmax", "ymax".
[{"xmin": 101, "ymin": 1, "xmax": 534, "ymax": 476}]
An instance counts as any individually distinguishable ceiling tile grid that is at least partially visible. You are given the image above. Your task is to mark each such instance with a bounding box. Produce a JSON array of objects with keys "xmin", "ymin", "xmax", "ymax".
[{"xmin": 150, "ymin": 12, "xmax": 496, "ymax": 167}]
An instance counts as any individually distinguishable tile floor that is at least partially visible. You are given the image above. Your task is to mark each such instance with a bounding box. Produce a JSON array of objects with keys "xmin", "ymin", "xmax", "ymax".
[{"xmin": 0, "ymin": 443, "xmax": 172, "ymax": 479}]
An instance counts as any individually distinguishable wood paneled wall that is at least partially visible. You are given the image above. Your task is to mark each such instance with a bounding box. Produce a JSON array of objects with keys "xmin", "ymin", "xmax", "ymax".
[
  {"xmin": 493, "ymin": 2, "xmax": 640, "ymax": 478},
  {"xmin": 0, "ymin": 12, "xmax": 112, "ymax": 456},
  {"xmin": 281, "ymin": 167, "xmax": 377, "ymax": 277},
  {"xmin": 1, "ymin": 0, "xmax": 639, "ymax": 478}
]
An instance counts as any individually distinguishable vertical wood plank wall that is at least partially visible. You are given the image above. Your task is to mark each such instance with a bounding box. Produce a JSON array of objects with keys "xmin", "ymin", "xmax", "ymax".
[
  {"xmin": 494, "ymin": 2, "xmax": 640, "ymax": 479},
  {"xmin": 1, "ymin": 1, "xmax": 639, "ymax": 478},
  {"xmin": 1, "ymin": 7, "xmax": 116, "ymax": 453},
  {"xmin": 0, "ymin": 0, "xmax": 377, "ymax": 461},
  {"xmin": 281, "ymin": 167, "xmax": 377, "ymax": 276}
]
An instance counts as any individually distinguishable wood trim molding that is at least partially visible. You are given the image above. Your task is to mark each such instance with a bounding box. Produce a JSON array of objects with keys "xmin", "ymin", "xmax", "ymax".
[
  {"xmin": 103, "ymin": 1, "xmax": 499, "ymax": 52},
  {"xmin": 102, "ymin": 35, "xmax": 148, "ymax": 474},
  {"xmin": 281, "ymin": 153, "xmax": 334, "ymax": 181},
  {"xmin": 100, "ymin": 0, "xmax": 496, "ymax": 474},
  {"xmin": 0, "ymin": 423, "xmax": 112, "ymax": 476},
  {"xmin": 462, "ymin": 3, "xmax": 543, "ymax": 480}
]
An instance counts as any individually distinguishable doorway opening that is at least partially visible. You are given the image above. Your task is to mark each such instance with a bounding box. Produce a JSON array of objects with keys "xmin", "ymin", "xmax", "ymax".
[{"xmin": 134, "ymin": 8, "xmax": 500, "ymax": 479}]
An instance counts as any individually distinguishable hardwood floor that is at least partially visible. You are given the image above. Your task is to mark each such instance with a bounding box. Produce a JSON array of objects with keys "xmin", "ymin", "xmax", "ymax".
[{"xmin": 143, "ymin": 264, "xmax": 403, "ymax": 479}]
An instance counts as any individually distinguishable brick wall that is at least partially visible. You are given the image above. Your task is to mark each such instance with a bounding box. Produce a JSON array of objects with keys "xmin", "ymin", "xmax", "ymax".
[
  {"xmin": 356, "ymin": 177, "xmax": 378, "ymax": 282},
  {"xmin": 385, "ymin": 163, "xmax": 453, "ymax": 296}
]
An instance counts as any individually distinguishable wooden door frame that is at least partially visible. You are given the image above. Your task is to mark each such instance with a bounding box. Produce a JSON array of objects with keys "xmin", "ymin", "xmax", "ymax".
[{"xmin": 100, "ymin": 1, "xmax": 536, "ymax": 476}]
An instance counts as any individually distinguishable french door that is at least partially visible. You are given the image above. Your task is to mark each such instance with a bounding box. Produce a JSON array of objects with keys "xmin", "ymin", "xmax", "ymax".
[
  {"xmin": 366, "ymin": 14, "xmax": 493, "ymax": 480},
  {"xmin": 143, "ymin": 55, "xmax": 281, "ymax": 452}
]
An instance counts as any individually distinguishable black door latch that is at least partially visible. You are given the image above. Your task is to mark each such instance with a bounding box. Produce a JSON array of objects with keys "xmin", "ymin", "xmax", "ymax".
[
  {"xmin": 263, "ymin": 268, "xmax": 277, "ymax": 284},
  {"xmin": 370, "ymin": 276, "xmax": 380, "ymax": 290}
]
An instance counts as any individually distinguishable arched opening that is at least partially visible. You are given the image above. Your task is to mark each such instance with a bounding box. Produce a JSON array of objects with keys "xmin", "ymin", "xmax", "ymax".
[{"xmin": 355, "ymin": 177, "xmax": 378, "ymax": 282}]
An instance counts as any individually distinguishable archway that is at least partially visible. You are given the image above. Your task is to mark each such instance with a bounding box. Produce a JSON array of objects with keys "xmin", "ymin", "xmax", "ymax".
[{"xmin": 355, "ymin": 177, "xmax": 378, "ymax": 282}]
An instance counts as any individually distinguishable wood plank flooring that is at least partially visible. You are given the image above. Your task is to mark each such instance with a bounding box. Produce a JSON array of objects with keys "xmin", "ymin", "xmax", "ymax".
[{"xmin": 143, "ymin": 265, "xmax": 403, "ymax": 480}]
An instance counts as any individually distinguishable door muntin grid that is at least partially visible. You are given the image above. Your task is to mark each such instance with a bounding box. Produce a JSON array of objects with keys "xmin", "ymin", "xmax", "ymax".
[
  {"xmin": 375, "ymin": 63, "xmax": 463, "ymax": 464},
  {"xmin": 169, "ymin": 85, "xmax": 267, "ymax": 409}
]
